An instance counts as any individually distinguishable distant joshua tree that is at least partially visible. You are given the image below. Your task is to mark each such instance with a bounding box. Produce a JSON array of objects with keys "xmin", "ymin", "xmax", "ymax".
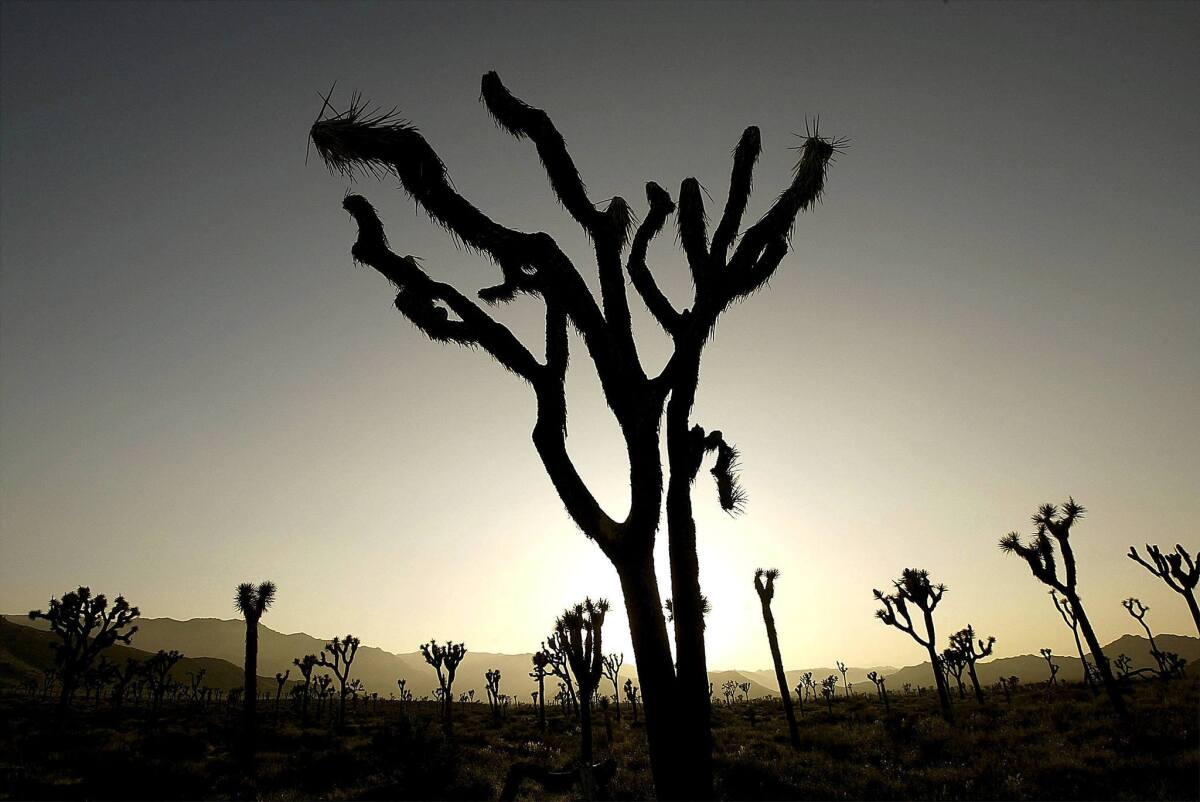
[
  {"xmin": 233, "ymin": 580, "xmax": 277, "ymax": 734},
  {"xmin": 144, "ymin": 649, "xmax": 183, "ymax": 713},
  {"xmin": 624, "ymin": 679, "xmax": 640, "ymax": 724},
  {"xmin": 309, "ymin": 70, "xmax": 841, "ymax": 801},
  {"xmin": 319, "ymin": 634, "xmax": 360, "ymax": 726},
  {"xmin": 273, "ymin": 669, "xmax": 290, "ymax": 717},
  {"xmin": 485, "ymin": 669, "xmax": 503, "ymax": 719},
  {"xmin": 867, "ymin": 671, "xmax": 890, "ymax": 714},
  {"xmin": 835, "ymin": 660, "xmax": 851, "ymax": 698},
  {"xmin": 941, "ymin": 647, "xmax": 967, "ymax": 699},
  {"xmin": 1122, "ymin": 598, "xmax": 1187, "ymax": 679},
  {"xmin": 110, "ymin": 659, "xmax": 141, "ymax": 708},
  {"xmin": 554, "ymin": 598, "xmax": 609, "ymax": 767},
  {"xmin": 530, "ymin": 651, "xmax": 550, "ymax": 728},
  {"xmin": 753, "ymin": 568, "xmax": 799, "ymax": 748},
  {"xmin": 602, "ymin": 652, "xmax": 624, "ymax": 721},
  {"xmin": 820, "ymin": 675, "xmax": 838, "ymax": 713},
  {"xmin": 29, "ymin": 586, "xmax": 140, "ymax": 710},
  {"xmin": 948, "ymin": 625, "xmax": 995, "ymax": 704},
  {"xmin": 421, "ymin": 639, "xmax": 466, "ymax": 731},
  {"xmin": 1128, "ymin": 544, "xmax": 1200, "ymax": 636},
  {"xmin": 738, "ymin": 682, "xmax": 751, "ymax": 702},
  {"xmin": 1000, "ymin": 499, "xmax": 1127, "ymax": 720},
  {"xmin": 874, "ymin": 568, "xmax": 953, "ymax": 718},
  {"xmin": 800, "ymin": 672, "xmax": 815, "ymax": 705},
  {"xmin": 1050, "ymin": 590, "xmax": 1096, "ymax": 692},
  {"xmin": 1040, "ymin": 649, "xmax": 1060, "ymax": 686},
  {"xmin": 294, "ymin": 654, "xmax": 318, "ymax": 724}
]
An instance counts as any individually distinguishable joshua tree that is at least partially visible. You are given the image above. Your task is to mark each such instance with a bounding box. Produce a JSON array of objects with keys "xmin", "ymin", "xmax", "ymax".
[
  {"xmin": 867, "ymin": 671, "xmax": 890, "ymax": 714},
  {"xmin": 738, "ymin": 682, "xmax": 751, "ymax": 702},
  {"xmin": 319, "ymin": 634, "xmax": 360, "ymax": 726},
  {"xmin": 800, "ymin": 671, "xmax": 816, "ymax": 704},
  {"xmin": 309, "ymin": 72, "xmax": 840, "ymax": 801},
  {"xmin": 874, "ymin": 569, "xmax": 953, "ymax": 718},
  {"xmin": 1000, "ymin": 499, "xmax": 1127, "ymax": 720},
  {"xmin": 144, "ymin": 649, "xmax": 182, "ymax": 713},
  {"xmin": 948, "ymin": 625, "xmax": 995, "ymax": 704},
  {"xmin": 554, "ymin": 598, "xmax": 609, "ymax": 768},
  {"xmin": 1050, "ymin": 590, "xmax": 1095, "ymax": 691},
  {"xmin": 1113, "ymin": 653, "xmax": 1133, "ymax": 679},
  {"xmin": 110, "ymin": 659, "xmax": 141, "ymax": 708},
  {"xmin": 941, "ymin": 647, "xmax": 967, "ymax": 699},
  {"xmin": 602, "ymin": 652, "xmax": 624, "ymax": 721},
  {"xmin": 624, "ymin": 679, "xmax": 640, "ymax": 724},
  {"xmin": 820, "ymin": 675, "xmax": 838, "ymax": 713},
  {"xmin": 234, "ymin": 580, "xmax": 277, "ymax": 733},
  {"xmin": 835, "ymin": 660, "xmax": 852, "ymax": 697},
  {"xmin": 1128, "ymin": 544, "xmax": 1200, "ymax": 636},
  {"xmin": 421, "ymin": 639, "xmax": 466, "ymax": 731},
  {"xmin": 1040, "ymin": 649, "xmax": 1060, "ymax": 685},
  {"xmin": 29, "ymin": 586, "xmax": 140, "ymax": 710},
  {"xmin": 485, "ymin": 669, "xmax": 503, "ymax": 719},
  {"xmin": 294, "ymin": 654, "xmax": 318, "ymax": 724},
  {"xmin": 187, "ymin": 668, "xmax": 208, "ymax": 707},
  {"xmin": 752, "ymin": 568, "xmax": 799, "ymax": 748},
  {"xmin": 273, "ymin": 669, "xmax": 290, "ymax": 716},
  {"xmin": 543, "ymin": 628, "xmax": 580, "ymax": 714},
  {"xmin": 530, "ymin": 651, "xmax": 550, "ymax": 728}
]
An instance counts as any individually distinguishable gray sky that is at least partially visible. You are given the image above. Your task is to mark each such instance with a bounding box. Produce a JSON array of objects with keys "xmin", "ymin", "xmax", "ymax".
[{"xmin": 2, "ymin": 1, "xmax": 1197, "ymax": 670}]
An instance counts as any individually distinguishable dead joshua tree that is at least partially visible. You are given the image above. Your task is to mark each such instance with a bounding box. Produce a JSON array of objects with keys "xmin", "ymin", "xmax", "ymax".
[
  {"xmin": 867, "ymin": 671, "xmax": 890, "ymax": 714},
  {"xmin": 1040, "ymin": 649, "xmax": 1060, "ymax": 685},
  {"xmin": 234, "ymin": 580, "xmax": 277, "ymax": 737},
  {"xmin": 421, "ymin": 639, "xmax": 466, "ymax": 731},
  {"xmin": 602, "ymin": 652, "xmax": 624, "ymax": 721},
  {"xmin": 1128, "ymin": 544, "xmax": 1200, "ymax": 636},
  {"xmin": 310, "ymin": 73, "xmax": 840, "ymax": 801},
  {"xmin": 835, "ymin": 660, "xmax": 852, "ymax": 697},
  {"xmin": 294, "ymin": 654, "xmax": 318, "ymax": 724},
  {"xmin": 941, "ymin": 647, "xmax": 967, "ymax": 699},
  {"xmin": 874, "ymin": 569, "xmax": 953, "ymax": 719},
  {"xmin": 318, "ymin": 634, "xmax": 361, "ymax": 726},
  {"xmin": 530, "ymin": 651, "xmax": 550, "ymax": 728},
  {"xmin": 1050, "ymin": 589, "xmax": 1096, "ymax": 691},
  {"xmin": 1000, "ymin": 499, "xmax": 1127, "ymax": 720},
  {"xmin": 949, "ymin": 625, "xmax": 995, "ymax": 704},
  {"xmin": 29, "ymin": 586, "xmax": 140, "ymax": 711},
  {"xmin": 753, "ymin": 568, "xmax": 799, "ymax": 748}
]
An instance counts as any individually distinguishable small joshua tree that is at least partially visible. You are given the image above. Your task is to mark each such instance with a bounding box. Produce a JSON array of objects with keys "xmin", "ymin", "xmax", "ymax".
[
  {"xmin": 948, "ymin": 625, "xmax": 995, "ymax": 704},
  {"xmin": 29, "ymin": 586, "xmax": 140, "ymax": 710},
  {"xmin": 602, "ymin": 652, "xmax": 624, "ymax": 721},
  {"xmin": 874, "ymin": 568, "xmax": 953, "ymax": 718},
  {"xmin": 234, "ymin": 580, "xmax": 276, "ymax": 734},
  {"xmin": 274, "ymin": 669, "xmax": 290, "ymax": 717},
  {"xmin": 319, "ymin": 634, "xmax": 360, "ymax": 726},
  {"xmin": 1114, "ymin": 653, "xmax": 1133, "ymax": 679},
  {"xmin": 1040, "ymin": 648, "xmax": 1060, "ymax": 686},
  {"xmin": 624, "ymin": 679, "xmax": 640, "ymax": 724},
  {"xmin": 294, "ymin": 654, "xmax": 318, "ymax": 724},
  {"xmin": 1128, "ymin": 544, "xmax": 1200, "ymax": 636},
  {"xmin": 554, "ymin": 598, "xmax": 609, "ymax": 768},
  {"xmin": 1121, "ymin": 597, "xmax": 1179, "ymax": 679},
  {"xmin": 542, "ymin": 631, "xmax": 579, "ymax": 715},
  {"xmin": 420, "ymin": 639, "xmax": 466, "ymax": 731},
  {"xmin": 867, "ymin": 671, "xmax": 890, "ymax": 714},
  {"xmin": 530, "ymin": 651, "xmax": 550, "ymax": 728},
  {"xmin": 738, "ymin": 682, "xmax": 751, "ymax": 702},
  {"xmin": 835, "ymin": 660, "xmax": 851, "ymax": 698},
  {"xmin": 110, "ymin": 659, "xmax": 141, "ymax": 708},
  {"xmin": 801, "ymin": 672, "xmax": 815, "ymax": 704},
  {"xmin": 485, "ymin": 669, "xmax": 502, "ymax": 719},
  {"xmin": 753, "ymin": 568, "xmax": 799, "ymax": 748},
  {"xmin": 1000, "ymin": 499, "xmax": 1127, "ymax": 720},
  {"xmin": 941, "ymin": 647, "xmax": 967, "ymax": 699},
  {"xmin": 721, "ymin": 680, "xmax": 736, "ymax": 706},
  {"xmin": 144, "ymin": 649, "xmax": 183, "ymax": 713},
  {"xmin": 820, "ymin": 675, "xmax": 838, "ymax": 713},
  {"xmin": 1050, "ymin": 589, "xmax": 1095, "ymax": 691}
]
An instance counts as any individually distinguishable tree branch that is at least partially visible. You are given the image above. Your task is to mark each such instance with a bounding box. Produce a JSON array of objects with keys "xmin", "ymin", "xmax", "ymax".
[
  {"xmin": 710, "ymin": 126, "xmax": 761, "ymax": 262},
  {"xmin": 626, "ymin": 182, "xmax": 681, "ymax": 334}
]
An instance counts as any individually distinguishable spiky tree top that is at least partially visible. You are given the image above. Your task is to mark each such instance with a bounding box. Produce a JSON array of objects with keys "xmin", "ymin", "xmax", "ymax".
[
  {"xmin": 753, "ymin": 568, "xmax": 781, "ymax": 604},
  {"xmin": 29, "ymin": 586, "xmax": 140, "ymax": 676},
  {"xmin": 319, "ymin": 634, "xmax": 361, "ymax": 680},
  {"xmin": 555, "ymin": 597, "xmax": 609, "ymax": 693},
  {"xmin": 293, "ymin": 654, "xmax": 318, "ymax": 680},
  {"xmin": 999, "ymin": 498, "xmax": 1086, "ymax": 594},
  {"xmin": 1128, "ymin": 544, "xmax": 1199, "ymax": 593},
  {"xmin": 874, "ymin": 569, "xmax": 946, "ymax": 647},
  {"xmin": 948, "ymin": 625, "xmax": 995, "ymax": 665},
  {"xmin": 234, "ymin": 581, "xmax": 276, "ymax": 623},
  {"xmin": 420, "ymin": 639, "xmax": 467, "ymax": 684}
]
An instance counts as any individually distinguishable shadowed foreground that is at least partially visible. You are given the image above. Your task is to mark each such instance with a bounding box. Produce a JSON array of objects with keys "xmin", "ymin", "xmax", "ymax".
[{"xmin": 1, "ymin": 679, "xmax": 1196, "ymax": 801}]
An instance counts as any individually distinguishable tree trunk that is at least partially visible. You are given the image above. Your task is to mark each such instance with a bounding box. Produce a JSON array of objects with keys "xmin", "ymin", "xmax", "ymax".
[
  {"xmin": 579, "ymin": 685, "xmax": 593, "ymax": 765},
  {"xmin": 1184, "ymin": 589, "xmax": 1200, "ymax": 638},
  {"xmin": 759, "ymin": 600, "xmax": 800, "ymax": 748},
  {"xmin": 966, "ymin": 662, "xmax": 984, "ymax": 704},
  {"xmin": 244, "ymin": 618, "xmax": 257, "ymax": 730},
  {"xmin": 1071, "ymin": 594, "xmax": 1129, "ymax": 721}
]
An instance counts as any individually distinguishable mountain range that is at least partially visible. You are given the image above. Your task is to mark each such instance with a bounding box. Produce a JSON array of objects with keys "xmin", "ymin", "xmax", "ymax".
[{"xmin": 4, "ymin": 614, "xmax": 1196, "ymax": 701}]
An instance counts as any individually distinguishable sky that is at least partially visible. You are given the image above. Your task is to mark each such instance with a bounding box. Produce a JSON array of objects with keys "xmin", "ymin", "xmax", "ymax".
[{"xmin": 1, "ymin": 1, "xmax": 1197, "ymax": 672}]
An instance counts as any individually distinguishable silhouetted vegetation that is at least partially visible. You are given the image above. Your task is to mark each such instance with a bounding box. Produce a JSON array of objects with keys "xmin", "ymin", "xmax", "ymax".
[
  {"xmin": 949, "ymin": 625, "xmax": 995, "ymax": 704},
  {"xmin": 1128, "ymin": 544, "xmax": 1200, "ymax": 636},
  {"xmin": 233, "ymin": 580, "xmax": 276, "ymax": 740},
  {"xmin": 420, "ymin": 639, "xmax": 466, "ymax": 733},
  {"xmin": 874, "ymin": 569, "xmax": 954, "ymax": 718},
  {"xmin": 318, "ymin": 634, "xmax": 359, "ymax": 727},
  {"xmin": 752, "ymin": 568, "xmax": 799, "ymax": 748}
]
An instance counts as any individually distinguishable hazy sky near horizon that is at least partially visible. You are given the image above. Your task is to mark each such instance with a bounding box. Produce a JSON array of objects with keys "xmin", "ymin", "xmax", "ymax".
[{"xmin": 2, "ymin": 1, "xmax": 1197, "ymax": 672}]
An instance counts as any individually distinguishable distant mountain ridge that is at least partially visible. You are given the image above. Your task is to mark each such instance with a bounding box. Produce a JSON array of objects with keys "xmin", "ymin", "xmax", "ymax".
[{"xmin": 5, "ymin": 614, "xmax": 1196, "ymax": 701}]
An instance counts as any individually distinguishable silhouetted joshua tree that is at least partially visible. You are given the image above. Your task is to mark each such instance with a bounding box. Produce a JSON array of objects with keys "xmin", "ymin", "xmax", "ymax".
[
  {"xmin": 234, "ymin": 580, "xmax": 276, "ymax": 735},
  {"xmin": 752, "ymin": 568, "xmax": 799, "ymax": 748},
  {"xmin": 1050, "ymin": 589, "xmax": 1095, "ymax": 691},
  {"xmin": 29, "ymin": 586, "xmax": 139, "ymax": 710},
  {"xmin": 144, "ymin": 649, "xmax": 182, "ymax": 713},
  {"xmin": 274, "ymin": 669, "xmax": 290, "ymax": 717},
  {"xmin": 1128, "ymin": 544, "xmax": 1200, "ymax": 636},
  {"xmin": 310, "ymin": 72, "xmax": 841, "ymax": 802},
  {"xmin": 294, "ymin": 654, "xmax": 317, "ymax": 724},
  {"xmin": 867, "ymin": 671, "xmax": 890, "ymax": 714},
  {"xmin": 530, "ymin": 651, "xmax": 550, "ymax": 728},
  {"xmin": 1113, "ymin": 653, "xmax": 1133, "ymax": 680},
  {"xmin": 820, "ymin": 675, "xmax": 838, "ymax": 713},
  {"xmin": 941, "ymin": 647, "xmax": 967, "ymax": 699},
  {"xmin": 1000, "ymin": 499, "xmax": 1127, "ymax": 721},
  {"xmin": 948, "ymin": 625, "xmax": 994, "ymax": 704},
  {"xmin": 485, "ymin": 669, "xmax": 503, "ymax": 719},
  {"xmin": 602, "ymin": 652, "xmax": 624, "ymax": 722},
  {"xmin": 1122, "ymin": 598, "xmax": 1186, "ymax": 679},
  {"xmin": 421, "ymin": 639, "xmax": 466, "ymax": 731},
  {"xmin": 1040, "ymin": 649, "xmax": 1060, "ymax": 686},
  {"xmin": 543, "ymin": 628, "xmax": 579, "ymax": 714},
  {"xmin": 874, "ymin": 569, "xmax": 953, "ymax": 718},
  {"xmin": 835, "ymin": 660, "xmax": 852, "ymax": 698},
  {"xmin": 624, "ymin": 679, "xmax": 640, "ymax": 724},
  {"xmin": 110, "ymin": 659, "xmax": 141, "ymax": 708},
  {"xmin": 319, "ymin": 634, "xmax": 360, "ymax": 726},
  {"xmin": 554, "ymin": 598, "xmax": 609, "ymax": 769}
]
